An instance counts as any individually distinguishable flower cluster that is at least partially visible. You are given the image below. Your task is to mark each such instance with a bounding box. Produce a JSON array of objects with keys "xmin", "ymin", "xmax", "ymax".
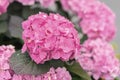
[
  {"xmin": 75, "ymin": 38, "xmax": 120, "ymax": 80},
  {"xmin": 0, "ymin": 0, "xmax": 10, "ymax": 15},
  {"xmin": 22, "ymin": 12, "xmax": 80, "ymax": 64},
  {"xmin": 61, "ymin": 0, "xmax": 116, "ymax": 41},
  {"xmin": 0, "ymin": 45, "xmax": 15, "ymax": 80},
  {"xmin": 12, "ymin": 67, "xmax": 71, "ymax": 80},
  {"xmin": 79, "ymin": 1, "xmax": 116, "ymax": 41}
]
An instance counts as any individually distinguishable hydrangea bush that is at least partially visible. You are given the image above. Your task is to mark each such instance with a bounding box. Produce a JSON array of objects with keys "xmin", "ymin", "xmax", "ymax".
[{"xmin": 0, "ymin": 0, "xmax": 120, "ymax": 80}]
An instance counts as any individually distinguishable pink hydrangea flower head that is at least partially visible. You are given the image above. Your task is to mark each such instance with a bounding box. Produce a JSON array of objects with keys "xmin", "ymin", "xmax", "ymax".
[
  {"xmin": 0, "ymin": 45, "xmax": 15, "ymax": 80},
  {"xmin": 60, "ymin": 0, "xmax": 116, "ymax": 41},
  {"xmin": 37, "ymin": 0, "xmax": 55, "ymax": 7},
  {"xmin": 0, "ymin": 0, "xmax": 10, "ymax": 15},
  {"xmin": 79, "ymin": 1, "xmax": 116, "ymax": 41},
  {"xmin": 12, "ymin": 67, "xmax": 71, "ymax": 80},
  {"xmin": 75, "ymin": 38, "xmax": 120, "ymax": 80},
  {"xmin": 16, "ymin": 0, "xmax": 35, "ymax": 5},
  {"xmin": 22, "ymin": 12, "xmax": 80, "ymax": 64}
]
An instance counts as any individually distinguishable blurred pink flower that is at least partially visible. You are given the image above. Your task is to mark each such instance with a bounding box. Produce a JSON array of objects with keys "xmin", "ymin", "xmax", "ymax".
[
  {"xmin": 0, "ymin": 45, "xmax": 15, "ymax": 70},
  {"xmin": 0, "ymin": 0, "xmax": 10, "ymax": 15},
  {"xmin": 0, "ymin": 45, "xmax": 15, "ymax": 80},
  {"xmin": 22, "ymin": 12, "xmax": 80, "ymax": 64},
  {"xmin": 61, "ymin": 0, "xmax": 116, "ymax": 41},
  {"xmin": 79, "ymin": 1, "xmax": 116, "ymax": 41},
  {"xmin": 16, "ymin": 0, "xmax": 35, "ymax": 5},
  {"xmin": 75, "ymin": 38, "xmax": 120, "ymax": 80}
]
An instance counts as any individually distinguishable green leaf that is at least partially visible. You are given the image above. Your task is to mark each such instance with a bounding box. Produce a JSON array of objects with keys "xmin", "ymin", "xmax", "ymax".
[
  {"xmin": 0, "ymin": 21, "xmax": 8, "ymax": 33},
  {"xmin": 80, "ymin": 34, "xmax": 88, "ymax": 44},
  {"xmin": 49, "ymin": 59, "xmax": 64, "ymax": 68},
  {"xmin": 9, "ymin": 50, "xmax": 64, "ymax": 75},
  {"xmin": 22, "ymin": 6, "xmax": 40, "ymax": 19},
  {"xmin": 8, "ymin": 16, "xmax": 23, "ymax": 38},
  {"xmin": 0, "ymin": 13, "xmax": 8, "ymax": 21},
  {"xmin": 7, "ymin": 2, "xmax": 23, "ymax": 16},
  {"xmin": 65, "ymin": 61, "xmax": 91, "ymax": 80},
  {"xmin": 10, "ymin": 50, "xmax": 50, "ymax": 75},
  {"xmin": 71, "ymin": 72, "xmax": 84, "ymax": 80},
  {"xmin": 114, "ymin": 77, "xmax": 120, "ymax": 80}
]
